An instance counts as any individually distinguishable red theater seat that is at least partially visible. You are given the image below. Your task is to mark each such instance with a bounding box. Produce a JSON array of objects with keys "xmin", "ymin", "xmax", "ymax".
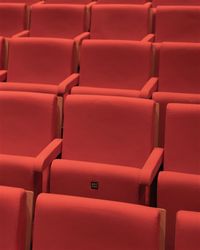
[
  {"xmin": 23, "ymin": 4, "xmax": 89, "ymax": 42},
  {"xmin": 50, "ymin": 95, "xmax": 163, "ymax": 205},
  {"xmin": 90, "ymin": 4, "xmax": 153, "ymax": 41},
  {"xmin": 33, "ymin": 193, "xmax": 166, "ymax": 250},
  {"xmin": 0, "ymin": 91, "xmax": 62, "ymax": 195},
  {"xmin": 0, "ymin": 38, "xmax": 78, "ymax": 95},
  {"xmin": 0, "ymin": 3, "xmax": 27, "ymax": 38},
  {"xmin": 155, "ymin": 6, "xmax": 200, "ymax": 43},
  {"xmin": 153, "ymin": 42, "xmax": 200, "ymax": 146},
  {"xmin": 153, "ymin": 0, "xmax": 200, "ymax": 7},
  {"xmin": 0, "ymin": 186, "xmax": 31, "ymax": 250},
  {"xmin": 72, "ymin": 40, "xmax": 157, "ymax": 98},
  {"xmin": 175, "ymin": 211, "xmax": 200, "ymax": 250},
  {"xmin": 158, "ymin": 103, "xmax": 200, "ymax": 250}
]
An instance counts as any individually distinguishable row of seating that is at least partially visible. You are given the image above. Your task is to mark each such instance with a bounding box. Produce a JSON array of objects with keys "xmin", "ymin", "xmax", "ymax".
[
  {"xmin": 1, "ymin": 185, "xmax": 199, "ymax": 250},
  {"xmin": 1, "ymin": 0, "xmax": 200, "ymax": 6},
  {"xmin": 0, "ymin": 91, "xmax": 199, "ymax": 249},
  {"xmin": 2, "ymin": 3, "xmax": 200, "ymax": 44},
  {"xmin": 0, "ymin": 39, "xmax": 199, "ymax": 146}
]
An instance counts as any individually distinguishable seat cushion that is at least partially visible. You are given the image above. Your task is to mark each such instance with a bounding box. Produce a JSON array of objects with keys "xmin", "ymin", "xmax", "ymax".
[
  {"xmin": 0, "ymin": 82, "xmax": 59, "ymax": 94},
  {"xmin": 50, "ymin": 159, "xmax": 140, "ymax": 203},
  {"xmin": 71, "ymin": 86, "xmax": 141, "ymax": 97}
]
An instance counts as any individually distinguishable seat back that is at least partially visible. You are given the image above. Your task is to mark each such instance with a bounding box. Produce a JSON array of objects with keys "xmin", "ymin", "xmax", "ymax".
[
  {"xmin": 80, "ymin": 40, "xmax": 152, "ymax": 90},
  {"xmin": 30, "ymin": 4, "xmax": 87, "ymax": 39},
  {"xmin": 90, "ymin": 4, "xmax": 150, "ymax": 40},
  {"xmin": 0, "ymin": 186, "xmax": 27, "ymax": 250},
  {"xmin": 33, "ymin": 193, "xmax": 165, "ymax": 250},
  {"xmin": 0, "ymin": 91, "xmax": 57, "ymax": 156},
  {"xmin": 45, "ymin": 0, "xmax": 92, "ymax": 4},
  {"xmin": 175, "ymin": 211, "xmax": 200, "ymax": 250},
  {"xmin": 98, "ymin": 0, "xmax": 148, "ymax": 4},
  {"xmin": 158, "ymin": 42, "xmax": 200, "ymax": 93},
  {"xmin": 164, "ymin": 103, "xmax": 200, "ymax": 174},
  {"xmin": 155, "ymin": 7, "xmax": 200, "ymax": 43},
  {"xmin": 153, "ymin": 0, "xmax": 200, "ymax": 7},
  {"xmin": 0, "ymin": 4, "xmax": 26, "ymax": 37},
  {"xmin": 0, "ymin": 0, "xmax": 38, "ymax": 5},
  {"xmin": 7, "ymin": 38, "xmax": 76, "ymax": 84},
  {"xmin": 62, "ymin": 95, "xmax": 156, "ymax": 168}
]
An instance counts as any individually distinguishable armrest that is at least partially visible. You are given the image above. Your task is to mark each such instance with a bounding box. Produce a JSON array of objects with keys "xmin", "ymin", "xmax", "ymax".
[
  {"xmin": 142, "ymin": 33, "xmax": 155, "ymax": 42},
  {"xmin": 140, "ymin": 147, "xmax": 164, "ymax": 185},
  {"xmin": 57, "ymin": 73, "xmax": 79, "ymax": 95},
  {"xmin": 0, "ymin": 70, "xmax": 7, "ymax": 82},
  {"xmin": 140, "ymin": 77, "xmax": 158, "ymax": 98},
  {"xmin": 34, "ymin": 138, "xmax": 62, "ymax": 172},
  {"xmin": 74, "ymin": 32, "xmax": 90, "ymax": 45},
  {"xmin": 12, "ymin": 30, "xmax": 30, "ymax": 38},
  {"xmin": 86, "ymin": 1, "xmax": 96, "ymax": 8}
]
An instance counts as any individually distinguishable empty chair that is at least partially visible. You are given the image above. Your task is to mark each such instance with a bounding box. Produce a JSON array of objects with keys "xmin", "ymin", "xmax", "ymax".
[
  {"xmin": 50, "ymin": 95, "xmax": 163, "ymax": 205},
  {"xmin": 72, "ymin": 40, "xmax": 157, "ymax": 98},
  {"xmin": 23, "ymin": 4, "xmax": 89, "ymax": 41},
  {"xmin": 153, "ymin": 42, "xmax": 200, "ymax": 146},
  {"xmin": 153, "ymin": 0, "xmax": 200, "ymax": 7},
  {"xmin": 90, "ymin": 4, "xmax": 153, "ymax": 41},
  {"xmin": 0, "ymin": 186, "xmax": 32, "ymax": 250},
  {"xmin": 0, "ymin": 4, "xmax": 27, "ymax": 38},
  {"xmin": 155, "ymin": 6, "xmax": 200, "ymax": 43},
  {"xmin": 33, "ymin": 193, "xmax": 166, "ymax": 250},
  {"xmin": 175, "ymin": 211, "xmax": 200, "ymax": 250},
  {"xmin": 0, "ymin": 91, "xmax": 62, "ymax": 195},
  {"xmin": 98, "ymin": 0, "xmax": 149, "ymax": 4},
  {"xmin": 157, "ymin": 103, "xmax": 200, "ymax": 250},
  {"xmin": 0, "ymin": 38, "xmax": 78, "ymax": 95}
]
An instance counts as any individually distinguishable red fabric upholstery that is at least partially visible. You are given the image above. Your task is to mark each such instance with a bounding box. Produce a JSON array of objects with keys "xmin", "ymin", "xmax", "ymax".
[
  {"xmin": 159, "ymin": 42, "xmax": 200, "ymax": 93},
  {"xmin": 164, "ymin": 103, "xmax": 200, "ymax": 174},
  {"xmin": 158, "ymin": 172, "xmax": 200, "ymax": 250},
  {"xmin": 72, "ymin": 40, "xmax": 154, "ymax": 98},
  {"xmin": 0, "ymin": 186, "xmax": 27, "ymax": 250},
  {"xmin": 50, "ymin": 95, "xmax": 163, "ymax": 204},
  {"xmin": 33, "ymin": 193, "xmax": 163, "ymax": 250},
  {"xmin": 175, "ymin": 211, "xmax": 200, "ymax": 250},
  {"xmin": 158, "ymin": 103, "xmax": 200, "ymax": 250},
  {"xmin": 0, "ymin": 38, "xmax": 77, "ymax": 94},
  {"xmin": 0, "ymin": 91, "xmax": 61, "ymax": 192},
  {"xmin": 153, "ymin": 42, "xmax": 200, "ymax": 146},
  {"xmin": 30, "ymin": 4, "xmax": 87, "ymax": 39},
  {"xmin": 0, "ymin": 0, "xmax": 38, "ymax": 5},
  {"xmin": 0, "ymin": 91, "xmax": 57, "ymax": 156},
  {"xmin": 62, "ymin": 95, "xmax": 155, "ymax": 166},
  {"xmin": 153, "ymin": 92, "xmax": 200, "ymax": 146},
  {"xmin": 90, "ymin": 4, "xmax": 151, "ymax": 40},
  {"xmin": 155, "ymin": 7, "xmax": 200, "ymax": 43},
  {"xmin": 153, "ymin": 0, "xmax": 200, "ymax": 7},
  {"xmin": 51, "ymin": 160, "xmax": 141, "ymax": 203},
  {"xmin": 45, "ymin": 0, "xmax": 92, "ymax": 4},
  {"xmin": 7, "ymin": 38, "xmax": 76, "ymax": 84},
  {"xmin": 0, "ymin": 3, "xmax": 26, "ymax": 37},
  {"xmin": 98, "ymin": 0, "xmax": 148, "ymax": 4}
]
